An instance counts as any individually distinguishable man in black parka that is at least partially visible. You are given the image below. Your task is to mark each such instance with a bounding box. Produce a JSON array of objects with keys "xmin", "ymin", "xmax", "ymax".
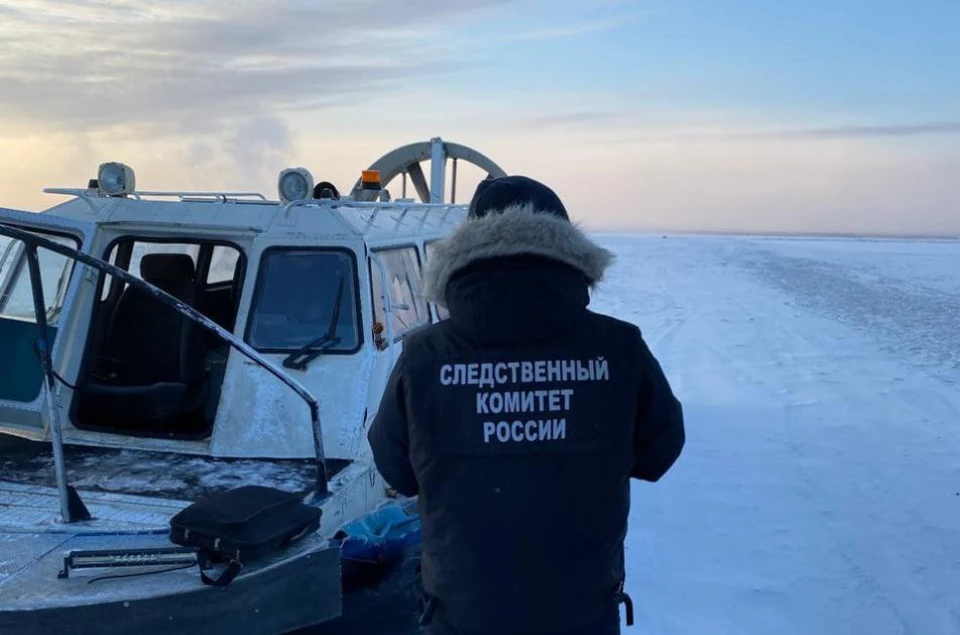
[{"xmin": 367, "ymin": 176, "xmax": 685, "ymax": 635}]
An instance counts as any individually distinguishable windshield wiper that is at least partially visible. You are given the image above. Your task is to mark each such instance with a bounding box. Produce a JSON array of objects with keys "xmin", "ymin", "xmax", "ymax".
[{"xmin": 282, "ymin": 274, "xmax": 345, "ymax": 371}]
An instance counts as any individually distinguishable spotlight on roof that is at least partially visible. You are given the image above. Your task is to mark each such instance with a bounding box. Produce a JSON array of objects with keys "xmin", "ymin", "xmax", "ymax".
[
  {"xmin": 278, "ymin": 167, "xmax": 315, "ymax": 204},
  {"xmin": 97, "ymin": 162, "xmax": 136, "ymax": 196}
]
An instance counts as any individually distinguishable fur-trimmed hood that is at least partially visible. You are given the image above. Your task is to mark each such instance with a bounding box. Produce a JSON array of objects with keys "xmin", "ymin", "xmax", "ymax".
[{"xmin": 422, "ymin": 204, "xmax": 615, "ymax": 308}]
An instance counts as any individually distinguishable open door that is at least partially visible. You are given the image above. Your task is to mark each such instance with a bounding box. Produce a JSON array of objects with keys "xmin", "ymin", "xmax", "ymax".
[{"xmin": 0, "ymin": 207, "xmax": 97, "ymax": 439}]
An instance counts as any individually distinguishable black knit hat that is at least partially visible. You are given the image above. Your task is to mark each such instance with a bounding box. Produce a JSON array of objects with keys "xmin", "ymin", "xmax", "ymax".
[{"xmin": 467, "ymin": 175, "xmax": 569, "ymax": 221}]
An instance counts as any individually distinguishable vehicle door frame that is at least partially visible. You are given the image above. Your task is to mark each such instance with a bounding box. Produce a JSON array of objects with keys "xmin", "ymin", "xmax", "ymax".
[{"xmin": 0, "ymin": 207, "xmax": 98, "ymax": 439}]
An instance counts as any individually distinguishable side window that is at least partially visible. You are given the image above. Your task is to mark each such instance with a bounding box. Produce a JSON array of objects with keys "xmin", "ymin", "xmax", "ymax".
[
  {"xmin": 0, "ymin": 236, "xmax": 18, "ymax": 285},
  {"xmin": 100, "ymin": 241, "xmax": 201, "ymax": 303},
  {"xmin": 208, "ymin": 245, "xmax": 240, "ymax": 284},
  {"xmin": 0, "ymin": 230, "xmax": 80, "ymax": 404},
  {"xmin": 96, "ymin": 239, "xmax": 245, "ymax": 333},
  {"xmin": 129, "ymin": 242, "xmax": 201, "ymax": 277},
  {"xmin": 0, "ymin": 233, "xmax": 78, "ymax": 325},
  {"xmin": 423, "ymin": 241, "xmax": 449, "ymax": 320},
  {"xmin": 99, "ymin": 245, "xmax": 121, "ymax": 301},
  {"xmin": 371, "ymin": 246, "xmax": 430, "ymax": 343},
  {"xmin": 247, "ymin": 249, "xmax": 361, "ymax": 352}
]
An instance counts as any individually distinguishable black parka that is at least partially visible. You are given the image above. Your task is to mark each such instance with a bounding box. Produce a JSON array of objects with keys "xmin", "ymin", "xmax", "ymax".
[{"xmin": 368, "ymin": 203, "xmax": 685, "ymax": 633}]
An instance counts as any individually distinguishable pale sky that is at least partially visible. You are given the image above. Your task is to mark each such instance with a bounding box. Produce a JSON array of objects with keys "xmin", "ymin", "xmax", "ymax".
[{"xmin": 1, "ymin": 0, "xmax": 958, "ymax": 235}]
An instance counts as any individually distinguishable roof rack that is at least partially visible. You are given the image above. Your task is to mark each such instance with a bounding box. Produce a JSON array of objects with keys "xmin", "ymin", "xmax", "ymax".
[
  {"xmin": 132, "ymin": 191, "xmax": 268, "ymax": 202},
  {"xmin": 43, "ymin": 187, "xmax": 268, "ymax": 204},
  {"xmin": 273, "ymin": 197, "xmax": 465, "ymax": 232}
]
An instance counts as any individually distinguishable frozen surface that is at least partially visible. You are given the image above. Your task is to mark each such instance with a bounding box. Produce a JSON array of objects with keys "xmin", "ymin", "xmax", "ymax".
[{"xmin": 589, "ymin": 234, "xmax": 960, "ymax": 634}]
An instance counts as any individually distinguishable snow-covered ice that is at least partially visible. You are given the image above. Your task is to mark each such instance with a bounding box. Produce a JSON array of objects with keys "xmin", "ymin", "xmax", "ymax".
[
  {"xmin": 6, "ymin": 230, "xmax": 959, "ymax": 634},
  {"xmin": 590, "ymin": 234, "xmax": 960, "ymax": 634}
]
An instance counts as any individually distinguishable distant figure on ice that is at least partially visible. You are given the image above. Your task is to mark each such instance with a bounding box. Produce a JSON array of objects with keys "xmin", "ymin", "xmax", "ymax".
[{"xmin": 368, "ymin": 175, "xmax": 685, "ymax": 635}]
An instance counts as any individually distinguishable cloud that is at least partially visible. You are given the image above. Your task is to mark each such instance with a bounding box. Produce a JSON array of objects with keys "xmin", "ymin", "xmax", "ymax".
[
  {"xmin": 501, "ymin": 11, "xmax": 645, "ymax": 41},
  {"xmin": 515, "ymin": 111, "xmax": 625, "ymax": 129},
  {"xmin": 553, "ymin": 116, "xmax": 960, "ymax": 149},
  {"xmin": 225, "ymin": 116, "xmax": 294, "ymax": 187},
  {"xmin": 0, "ymin": 0, "xmax": 514, "ymax": 135},
  {"xmin": 749, "ymin": 122, "xmax": 960, "ymax": 140},
  {"xmin": 636, "ymin": 121, "xmax": 960, "ymax": 143}
]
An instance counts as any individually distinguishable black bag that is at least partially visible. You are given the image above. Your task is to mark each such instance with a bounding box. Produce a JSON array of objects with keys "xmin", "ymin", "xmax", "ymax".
[{"xmin": 169, "ymin": 485, "xmax": 323, "ymax": 587}]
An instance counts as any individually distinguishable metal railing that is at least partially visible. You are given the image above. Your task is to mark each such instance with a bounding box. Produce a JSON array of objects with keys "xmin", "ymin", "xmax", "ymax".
[{"xmin": 44, "ymin": 187, "xmax": 268, "ymax": 203}]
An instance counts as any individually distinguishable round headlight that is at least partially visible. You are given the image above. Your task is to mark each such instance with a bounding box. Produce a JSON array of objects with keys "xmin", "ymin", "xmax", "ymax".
[
  {"xmin": 97, "ymin": 162, "xmax": 136, "ymax": 196},
  {"xmin": 278, "ymin": 167, "xmax": 315, "ymax": 203}
]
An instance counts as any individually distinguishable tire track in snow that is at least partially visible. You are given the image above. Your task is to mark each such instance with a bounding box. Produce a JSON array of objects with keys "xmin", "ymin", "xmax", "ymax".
[
  {"xmin": 723, "ymin": 240, "xmax": 960, "ymax": 633},
  {"xmin": 731, "ymin": 242, "xmax": 960, "ymax": 385}
]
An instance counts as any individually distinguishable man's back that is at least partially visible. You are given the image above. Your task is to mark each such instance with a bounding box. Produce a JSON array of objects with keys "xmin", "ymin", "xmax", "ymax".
[{"xmin": 368, "ymin": 177, "xmax": 685, "ymax": 635}]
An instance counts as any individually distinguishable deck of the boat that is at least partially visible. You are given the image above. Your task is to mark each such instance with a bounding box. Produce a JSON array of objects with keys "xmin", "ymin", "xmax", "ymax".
[
  {"xmin": 0, "ymin": 480, "xmax": 190, "ymax": 532},
  {"xmin": 0, "ymin": 530, "xmax": 342, "ymax": 635},
  {"xmin": 0, "ymin": 435, "xmax": 351, "ymax": 501},
  {"xmin": 0, "ymin": 433, "xmax": 355, "ymax": 539},
  {"xmin": 0, "ymin": 435, "xmax": 354, "ymax": 633}
]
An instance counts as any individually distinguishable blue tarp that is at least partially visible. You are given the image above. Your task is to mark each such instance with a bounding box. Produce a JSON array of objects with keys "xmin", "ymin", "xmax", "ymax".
[{"xmin": 334, "ymin": 501, "xmax": 421, "ymax": 565}]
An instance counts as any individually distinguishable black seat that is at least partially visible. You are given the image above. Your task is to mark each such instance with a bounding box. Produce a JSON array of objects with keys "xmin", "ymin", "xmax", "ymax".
[{"xmin": 77, "ymin": 253, "xmax": 211, "ymax": 435}]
